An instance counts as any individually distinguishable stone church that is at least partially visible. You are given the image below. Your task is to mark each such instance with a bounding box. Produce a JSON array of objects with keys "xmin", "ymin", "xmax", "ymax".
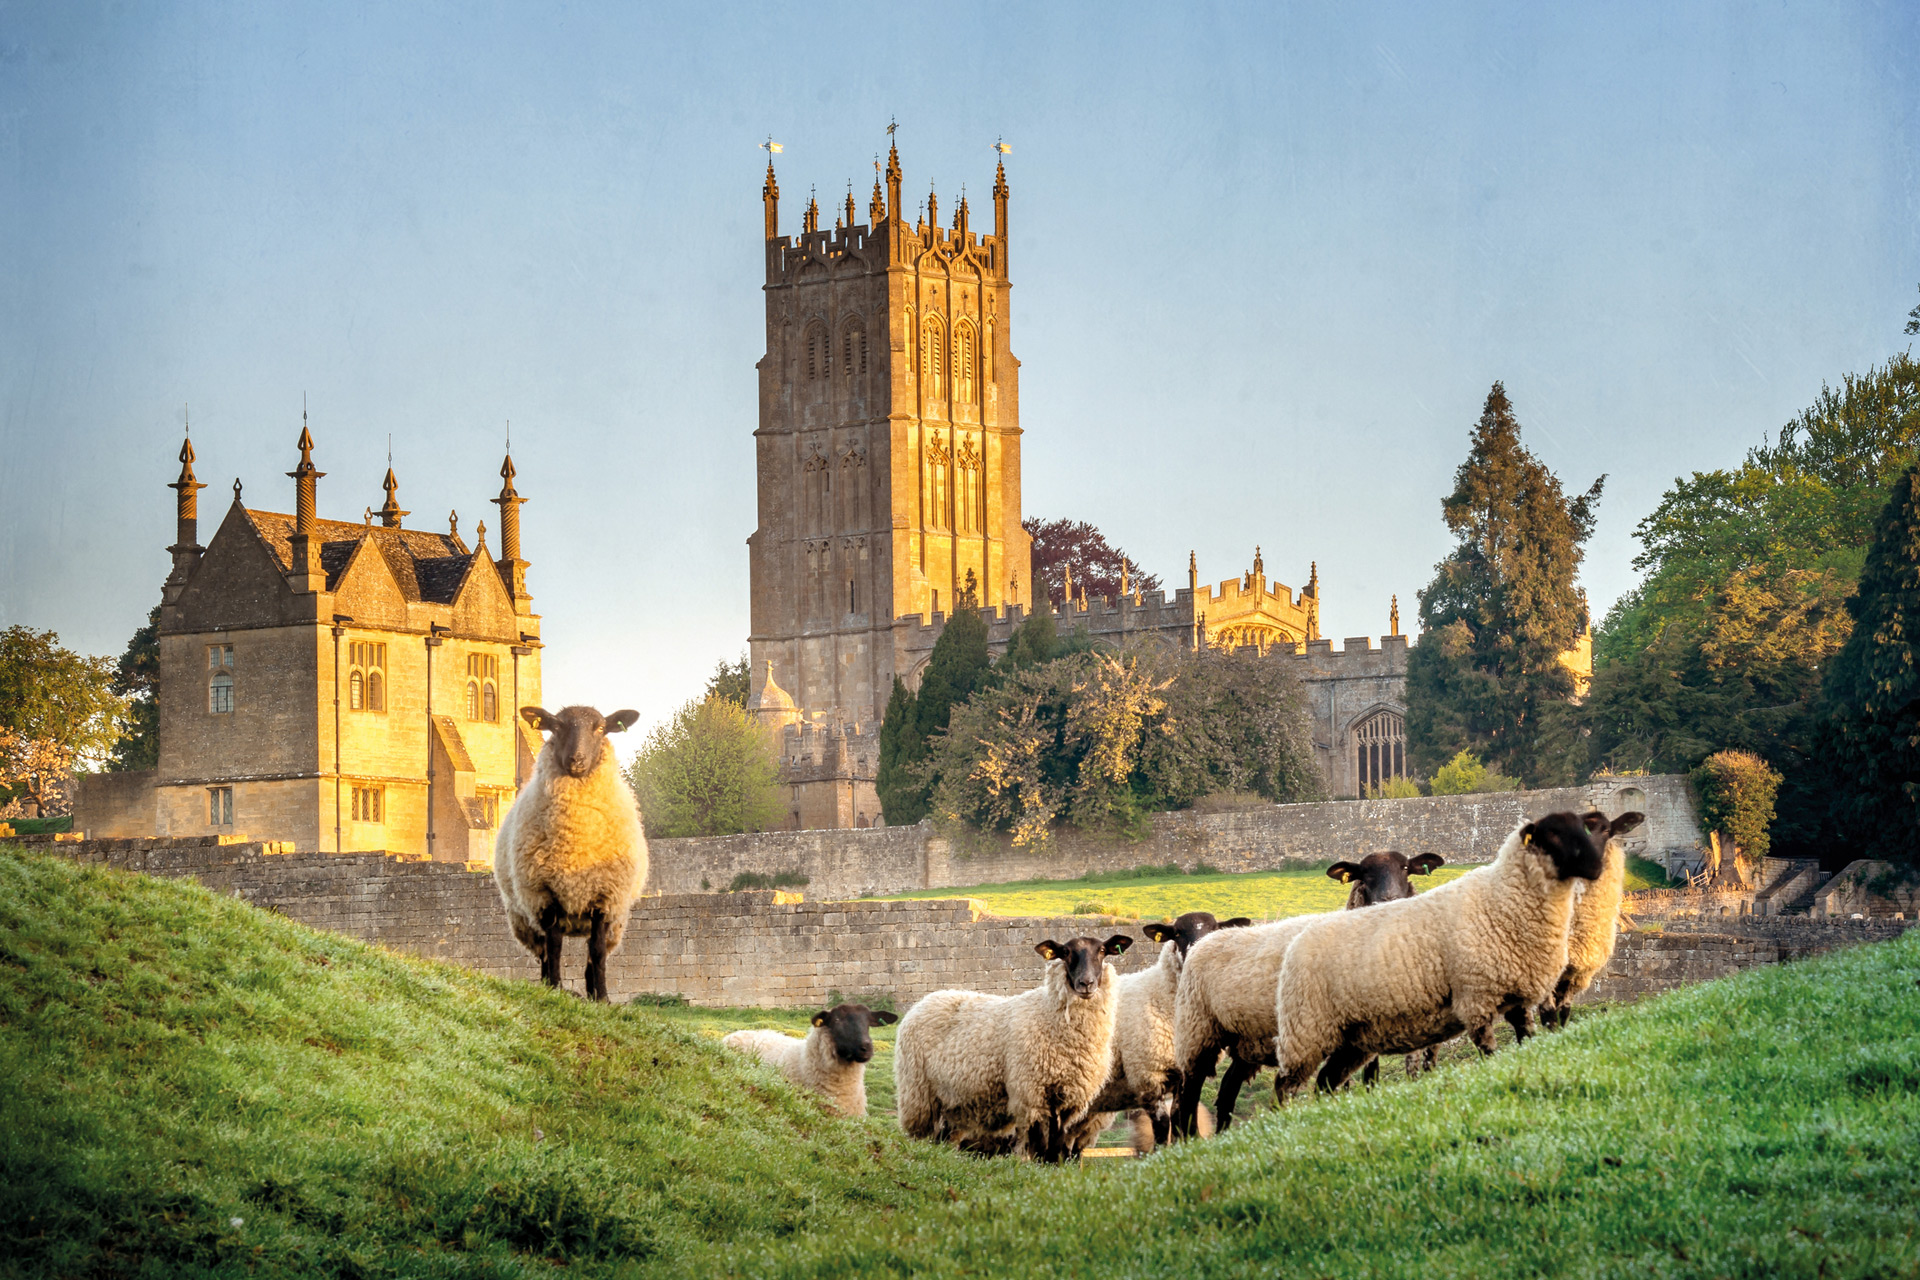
[
  {"xmin": 745, "ymin": 143, "xmax": 1418, "ymax": 827},
  {"xmin": 76, "ymin": 425, "xmax": 541, "ymax": 860}
]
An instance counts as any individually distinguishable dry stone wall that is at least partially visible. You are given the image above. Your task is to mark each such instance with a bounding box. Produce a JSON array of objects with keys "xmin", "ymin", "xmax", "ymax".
[{"xmin": 651, "ymin": 774, "xmax": 1701, "ymax": 899}]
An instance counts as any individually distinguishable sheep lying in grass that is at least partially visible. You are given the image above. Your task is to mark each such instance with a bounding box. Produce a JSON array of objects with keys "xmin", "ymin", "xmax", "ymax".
[
  {"xmin": 1169, "ymin": 851, "xmax": 1441, "ymax": 1138},
  {"xmin": 494, "ymin": 705, "xmax": 645, "ymax": 1002},
  {"xmin": 1080, "ymin": 912, "xmax": 1250, "ymax": 1154},
  {"xmin": 722, "ymin": 1003, "xmax": 898, "ymax": 1117},
  {"xmin": 1538, "ymin": 810, "xmax": 1644, "ymax": 1029},
  {"xmin": 895, "ymin": 934, "xmax": 1133, "ymax": 1162},
  {"xmin": 1272, "ymin": 811, "xmax": 1606, "ymax": 1100}
]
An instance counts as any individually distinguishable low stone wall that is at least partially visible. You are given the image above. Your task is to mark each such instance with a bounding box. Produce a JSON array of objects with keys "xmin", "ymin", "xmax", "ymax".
[
  {"xmin": 21, "ymin": 831, "xmax": 1898, "ymax": 1014},
  {"xmin": 653, "ymin": 774, "xmax": 1700, "ymax": 899}
]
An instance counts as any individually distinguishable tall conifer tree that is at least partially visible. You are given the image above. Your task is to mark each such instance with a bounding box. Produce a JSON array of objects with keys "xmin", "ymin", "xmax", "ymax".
[
  {"xmin": 1407, "ymin": 383, "xmax": 1604, "ymax": 785},
  {"xmin": 1823, "ymin": 464, "xmax": 1920, "ymax": 857},
  {"xmin": 875, "ymin": 607, "xmax": 993, "ymax": 824}
]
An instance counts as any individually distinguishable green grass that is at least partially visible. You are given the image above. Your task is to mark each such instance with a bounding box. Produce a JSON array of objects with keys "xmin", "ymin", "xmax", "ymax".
[
  {"xmin": 3, "ymin": 844, "xmax": 1914, "ymax": 1278},
  {"xmin": 867, "ymin": 857, "xmax": 1676, "ymax": 920}
]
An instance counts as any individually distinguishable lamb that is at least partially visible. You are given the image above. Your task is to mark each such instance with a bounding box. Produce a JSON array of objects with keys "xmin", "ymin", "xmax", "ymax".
[
  {"xmin": 894, "ymin": 934, "xmax": 1133, "ymax": 1162},
  {"xmin": 1169, "ymin": 850, "xmax": 1442, "ymax": 1138},
  {"xmin": 1537, "ymin": 810, "xmax": 1644, "ymax": 1029},
  {"xmin": 493, "ymin": 704, "xmax": 647, "ymax": 1002},
  {"xmin": 722, "ymin": 1003, "xmax": 898, "ymax": 1117},
  {"xmin": 1081, "ymin": 911, "xmax": 1251, "ymax": 1154},
  {"xmin": 1271, "ymin": 810, "xmax": 1607, "ymax": 1100}
]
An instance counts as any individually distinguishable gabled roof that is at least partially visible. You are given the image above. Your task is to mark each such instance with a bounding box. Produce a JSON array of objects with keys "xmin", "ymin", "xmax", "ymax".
[{"xmin": 243, "ymin": 509, "xmax": 477, "ymax": 604}]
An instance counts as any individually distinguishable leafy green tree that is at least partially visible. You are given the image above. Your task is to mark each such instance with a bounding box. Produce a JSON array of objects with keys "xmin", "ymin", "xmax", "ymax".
[
  {"xmin": 0, "ymin": 626, "xmax": 125, "ymax": 811},
  {"xmin": 876, "ymin": 607, "xmax": 994, "ymax": 825},
  {"xmin": 1427, "ymin": 750, "xmax": 1521, "ymax": 796},
  {"xmin": 108, "ymin": 605, "xmax": 161, "ymax": 772},
  {"xmin": 624, "ymin": 697, "xmax": 782, "ymax": 839},
  {"xmin": 998, "ymin": 609, "xmax": 1059, "ymax": 675},
  {"xmin": 1691, "ymin": 749, "xmax": 1784, "ymax": 866},
  {"xmin": 1134, "ymin": 646, "xmax": 1322, "ymax": 812},
  {"xmin": 703, "ymin": 654, "xmax": 751, "ymax": 708},
  {"xmin": 1406, "ymin": 383, "xmax": 1603, "ymax": 785},
  {"xmin": 1822, "ymin": 464, "xmax": 1920, "ymax": 860}
]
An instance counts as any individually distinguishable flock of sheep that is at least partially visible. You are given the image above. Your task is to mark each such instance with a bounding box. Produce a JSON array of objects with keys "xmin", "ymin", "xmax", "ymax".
[{"xmin": 493, "ymin": 703, "xmax": 1644, "ymax": 1162}]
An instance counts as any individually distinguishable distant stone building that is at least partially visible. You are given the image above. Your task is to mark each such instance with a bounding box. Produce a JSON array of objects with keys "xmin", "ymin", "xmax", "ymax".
[
  {"xmin": 746, "ymin": 144, "xmax": 1411, "ymax": 825},
  {"xmin": 75, "ymin": 426, "xmax": 542, "ymax": 860}
]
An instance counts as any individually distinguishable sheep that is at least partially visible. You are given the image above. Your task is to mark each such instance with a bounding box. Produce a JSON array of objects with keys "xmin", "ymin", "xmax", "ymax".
[
  {"xmin": 493, "ymin": 704, "xmax": 647, "ymax": 1002},
  {"xmin": 1169, "ymin": 850, "xmax": 1443, "ymax": 1138},
  {"xmin": 1537, "ymin": 810, "xmax": 1645, "ymax": 1029},
  {"xmin": 1271, "ymin": 810, "xmax": 1607, "ymax": 1100},
  {"xmin": 894, "ymin": 934, "xmax": 1133, "ymax": 1162},
  {"xmin": 722, "ymin": 1003, "xmax": 898, "ymax": 1117},
  {"xmin": 1080, "ymin": 911, "xmax": 1251, "ymax": 1154},
  {"xmin": 1327, "ymin": 852, "xmax": 1447, "ymax": 1085}
]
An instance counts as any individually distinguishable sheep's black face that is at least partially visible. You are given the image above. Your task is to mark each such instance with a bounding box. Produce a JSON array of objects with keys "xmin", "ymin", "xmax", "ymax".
[
  {"xmin": 1521, "ymin": 811, "xmax": 1606, "ymax": 882},
  {"xmin": 522, "ymin": 704, "xmax": 640, "ymax": 778},
  {"xmin": 1036, "ymin": 935, "xmax": 1132, "ymax": 998},
  {"xmin": 1327, "ymin": 851, "xmax": 1445, "ymax": 909},
  {"xmin": 812, "ymin": 1003, "xmax": 897, "ymax": 1064},
  {"xmin": 1142, "ymin": 911, "xmax": 1253, "ymax": 957}
]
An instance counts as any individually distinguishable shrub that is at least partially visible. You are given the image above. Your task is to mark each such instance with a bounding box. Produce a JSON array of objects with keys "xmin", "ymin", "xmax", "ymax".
[
  {"xmin": 1365, "ymin": 776, "xmax": 1424, "ymax": 799},
  {"xmin": 624, "ymin": 696, "xmax": 782, "ymax": 839},
  {"xmin": 725, "ymin": 870, "xmax": 810, "ymax": 893},
  {"xmin": 1428, "ymin": 750, "xmax": 1522, "ymax": 795},
  {"xmin": 1691, "ymin": 749, "xmax": 1784, "ymax": 861},
  {"xmin": 1070, "ymin": 900, "xmax": 1135, "ymax": 918},
  {"xmin": 824, "ymin": 989, "xmax": 898, "ymax": 1015}
]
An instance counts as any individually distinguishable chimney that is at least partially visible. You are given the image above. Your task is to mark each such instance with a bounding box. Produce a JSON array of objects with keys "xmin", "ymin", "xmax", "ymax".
[
  {"xmin": 164, "ymin": 434, "xmax": 207, "ymax": 602},
  {"xmin": 285, "ymin": 414, "xmax": 326, "ymax": 594}
]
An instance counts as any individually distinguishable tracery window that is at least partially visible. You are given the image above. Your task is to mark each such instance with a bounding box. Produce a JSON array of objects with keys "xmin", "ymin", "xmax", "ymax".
[
  {"xmin": 921, "ymin": 318, "xmax": 944, "ymax": 399},
  {"xmin": 466, "ymin": 653, "xmax": 499, "ymax": 722},
  {"xmin": 805, "ymin": 324, "xmax": 829, "ymax": 381},
  {"xmin": 956, "ymin": 436, "xmax": 982, "ymax": 533},
  {"xmin": 1353, "ymin": 709, "xmax": 1407, "ymax": 795},
  {"xmin": 953, "ymin": 320, "xmax": 977, "ymax": 404},
  {"xmin": 925, "ymin": 436, "xmax": 953, "ymax": 529},
  {"xmin": 842, "ymin": 322, "xmax": 868, "ymax": 377}
]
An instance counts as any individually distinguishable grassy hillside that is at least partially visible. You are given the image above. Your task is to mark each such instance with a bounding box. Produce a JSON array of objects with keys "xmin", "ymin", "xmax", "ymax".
[
  {"xmin": 2, "ymin": 845, "xmax": 1913, "ymax": 1278},
  {"xmin": 866, "ymin": 858, "xmax": 1673, "ymax": 920}
]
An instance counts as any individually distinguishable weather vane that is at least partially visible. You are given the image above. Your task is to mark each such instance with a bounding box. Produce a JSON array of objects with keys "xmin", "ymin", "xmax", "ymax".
[
  {"xmin": 760, "ymin": 135, "xmax": 782, "ymax": 157},
  {"xmin": 994, "ymin": 137, "xmax": 1011, "ymax": 155}
]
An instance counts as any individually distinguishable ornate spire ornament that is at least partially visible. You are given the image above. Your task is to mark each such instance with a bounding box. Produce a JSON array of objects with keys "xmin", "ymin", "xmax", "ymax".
[
  {"xmin": 377, "ymin": 466, "xmax": 408, "ymax": 527},
  {"xmin": 760, "ymin": 138, "xmax": 781, "ymax": 239},
  {"xmin": 1390, "ymin": 594, "xmax": 1401, "ymax": 637},
  {"xmin": 285, "ymin": 408, "xmax": 325, "ymax": 591},
  {"xmin": 492, "ymin": 445, "xmax": 530, "ymax": 605}
]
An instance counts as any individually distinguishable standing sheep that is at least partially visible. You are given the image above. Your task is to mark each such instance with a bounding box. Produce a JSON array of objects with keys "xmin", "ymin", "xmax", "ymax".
[
  {"xmin": 1082, "ymin": 911, "xmax": 1251, "ymax": 1154},
  {"xmin": 722, "ymin": 1003, "xmax": 898, "ymax": 1117},
  {"xmin": 1271, "ymin": 811, "xmax": 1606, "ymax": 1100},
  {"xmin": 894, "ymin": 934, "xmax": 1133, "ymax": 1162},
  {"xmin": 1538, "ymin": 810, "xmax": 1644, "ymax": 1029},
  {"xmin": 494, "ymin": 704, "xmax": 646, "ymax": 1002},
  {"xmin": 1169, "ymin": 851, "xmax": 1442, "ymax": 1138}
]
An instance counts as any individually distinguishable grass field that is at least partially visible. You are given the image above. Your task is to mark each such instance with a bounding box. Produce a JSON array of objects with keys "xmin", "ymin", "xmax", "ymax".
[
  {"xmin": 865, "ymin": 856, "xmax": 1674, "ymax": 920},
  {"xmin": 4, "ymin": 844, "xmax": 1913, "ymax": 1279}
]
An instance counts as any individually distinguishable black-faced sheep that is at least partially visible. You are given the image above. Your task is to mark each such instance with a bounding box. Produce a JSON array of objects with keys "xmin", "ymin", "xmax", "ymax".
[
  {"xmin": 493, "ymin": 704, "xmax": 646, "ymax": 1002},
  {"xmin": 1169, "ymin": 850, "xmax": 1442, "ymax": 1138},
  {"xmin": 1329, "ymin": 852, "xmax": 1446, "ymax": 1084},
  {"xmin": 894, "ymin": 934, "xmax": 1133, "ymax": 1163},
  {"xmin": 722, "ymin": 1003, "xmax": 899, "ymax": 1117},
  {"xmin": 1271, "ymin": 810, "xmax": 1607, "ymax": 1100},
  {"xmin": 1538, "ymin": 810, "xmax": 1644, "ymax": 1029},
  {"xmin": 1081, "ymin": 911, "xmax": 1251, "ymax": 1154}
]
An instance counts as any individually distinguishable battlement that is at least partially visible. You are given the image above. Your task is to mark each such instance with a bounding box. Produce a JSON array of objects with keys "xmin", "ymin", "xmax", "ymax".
[
  {"xmin": 777, "ymin": 718, "xmax": 879, "ymax": 779},
  {"xmin": 769, "ymin": 219, "xmax": 1006, "ymax": 284}
]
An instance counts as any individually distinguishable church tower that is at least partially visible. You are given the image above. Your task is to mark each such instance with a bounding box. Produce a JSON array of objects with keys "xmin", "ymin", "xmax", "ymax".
[{"xmin": 749, "ymin": 141, "xmax": 1029, "ymax": 728}]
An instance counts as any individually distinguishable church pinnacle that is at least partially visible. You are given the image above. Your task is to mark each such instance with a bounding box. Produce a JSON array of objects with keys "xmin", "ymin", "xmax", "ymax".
[
  {"xmin": 762, "ymin": 160, "xmax": 780, "ymax": 239},
  {"xmin": 164, "ymin": 430, "xmax": 208, "ymax": 600},
  {"xmin": 377, "ymin": 466, "xmax": 409, "ymax": 528}
]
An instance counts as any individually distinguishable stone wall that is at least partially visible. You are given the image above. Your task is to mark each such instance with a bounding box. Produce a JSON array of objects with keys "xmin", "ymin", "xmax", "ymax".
[
  {"xmin": 652, "ymin": 773, "xmax": 1702, "ymax": 899},
  {"xmin": 22, "ymin": 829, "xmax": 1895, "ymax": 1014}
]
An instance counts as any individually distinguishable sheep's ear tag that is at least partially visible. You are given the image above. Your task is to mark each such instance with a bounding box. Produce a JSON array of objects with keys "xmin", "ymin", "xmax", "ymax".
[
  {"xmin": 811, "ymin": 1013, "xmax": 828, "ymax": 1028},
  {"xmin": 1035, "ymin": 942, "xmax": 1059, "ymax": 960}
]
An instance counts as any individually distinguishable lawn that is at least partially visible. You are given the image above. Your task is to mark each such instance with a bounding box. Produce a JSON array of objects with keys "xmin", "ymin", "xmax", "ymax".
[
  {"xmin": 863, "ymin": 857, "xmax": 1674, "ymax": 921},
  {"xmin": 3, "ymin": 843, "xmax": 1912, "ymax": 1279}
]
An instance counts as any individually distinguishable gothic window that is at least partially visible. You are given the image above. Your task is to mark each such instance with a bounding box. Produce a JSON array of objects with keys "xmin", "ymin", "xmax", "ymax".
[
  {"xmin": 922, "ymin": 318, "xmax": 944, "ymax": 399},
  {"xmin": 804, "ymin": 324, "xmax": 829, "ymax": 381},
  {"xmin": 207, "ymin": 785, "xmax": 233, "ymax": 826},
  {"xmin": 466, "ymin": 653, "xmax": 499, "ymax": 722},
  {"xmin": 349, "ymin": 641, "xmax": 386, "ymax": 713},
  {"xmin": 841, "ymin": 321, "xmax": 868, "ymax": 376},
  {"xmin": 1353, "ymin": 709, "xmax": 1407, "ymax": 795},
  {"xmin": 803, "ymin": 446, "xmax": 830, "ymax": 534},
  {"xmin": 925, "ymin": 436, "xmax": 953, "ymax": 529},
  {"xmin": 207, "ymin": 644, "xmax": 234, "ymax": 714},
  {"xmin": 956, "ymin": 436, "xmax": 982, "ymax": 533},
  {"xmin": 954, "ymin": 319, "xmax": 977, "ymax": 404},
  {"xmin": 838, "ymin": 448, "xmax": 867, "ymax": 531}
]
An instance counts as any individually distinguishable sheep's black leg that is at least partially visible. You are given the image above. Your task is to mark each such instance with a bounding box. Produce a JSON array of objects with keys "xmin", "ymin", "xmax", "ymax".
[
  {"xmin": 1360, "ymin": 1054, "xmax": 1381, "ymax": 1088},
  {"xmin": 1171, "ymin": 1052, "xmax": 1215, "ymax": 1141},
  {"xmin": 1213, "ymin": 1055, "xmax": 1260, "ymax": 1131},
  {"xmin": 1470, "ymin": 1022, "xmax": 1499, "ymax": 1055},
  {"xmin": 1318, "ymin": 1044, "xmax": 1372, "ymax": 1093},
  {"xmin": 539, "ymin": 902, "xmax": 565, "ymax": 988},
  {"xmin": 1405, "ymin": 1045, "xmax": 1437, "ymax": 1079},
  {"xmin": 1504, "ymin": 1004, "xmax": 1534, "ymax": 1045},
  {"xmin": 1151, "ymin": 1107, "xmax": 1172, "ymax": 1150},
  {"xmin": 585, "ymin": 908, "xmax": 610, "ymax": 1002}
]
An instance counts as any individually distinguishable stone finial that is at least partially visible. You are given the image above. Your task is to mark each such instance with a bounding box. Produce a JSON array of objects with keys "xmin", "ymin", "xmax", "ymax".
[
  {"xmin": 449, "ymin": 509, "xmax": 459, "ymax": 539},
  {"xmin": 803, "ymin": 188, "xmax": 820, "ymax": 235},
  {"xmin": 1390, "ymin": 594, "xmax": 1401, "ymax": 637},
  {"xmin": 1307, "ymin": 561, "xmax": 1319, "ymax": 596},
  {"xmin": 870, "ymin": 163, "xmax": 887, "ymax": 224},
  {"xmin": 170, "ymin": 435, "xmax": 206, "ymax": 520},
  {"xmin": 286, "ymin": 418, "xmax": 324, "ymax": 534},
  {"xmin": 165, "ymin": 432, "xmax": 209, "ymax": 601},
  {"xmin": 1119, "ymin": 561, "xmax": 1128, "ymax": 600},
  {"xmin": 1253, "ymin": 545, "xmax": 1264, "ymax": 577},
  {"xmin": 926, "ymin": 181, "xmax": 938, "ymax": 230},
  {"xmin": 954, "ymin": 190, "xmax": 969, "ymax": 236},
  {"xmin": 762, "ymin": 160, "xmax": 779, "ymax": 239},
  {"xmin": 885, "ymin": 139, "xmax": 903, "ymax": 221},
  {"xmin": 377, "ymin": 466, "xmax": 409, "ymax": 528},
  {"xmin": 844, "ymin": 186, "xmax": 857, "ymax": 229},
  {"xmin": 475, "ymin": 519, "xmax": 487, "ymax": 547},
  {"xmin": 1062, "ymin": 561, "xmax": 1072, "ymax": 607}
]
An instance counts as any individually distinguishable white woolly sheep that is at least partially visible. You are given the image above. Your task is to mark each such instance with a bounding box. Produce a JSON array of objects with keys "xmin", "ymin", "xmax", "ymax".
[
  {"xmin": 721, "ymin": 1003, "xmax": 899, "ymax": 1117},
  {"xmin": 1271, "ymin": 811, "xmax": 1608, "ymax": 1100},
  {"xmin": 493, "ymin": 704, "xmax": 647, "ymax": 1001},
  {"xmin": 1081, "ymin": 912, "xmax": 1248, "ymax": 1154},
  {"xmin": 1537, "ymin": 810, "xmax": 1644, "ymax": 1029},
  {"xmin": 1169, "ymin": 851, "xmax": 1442, "ymax": 1137},
  {"xmin": 894, "ymin": 934, "xmax": 1133, "ymax": 1162}
]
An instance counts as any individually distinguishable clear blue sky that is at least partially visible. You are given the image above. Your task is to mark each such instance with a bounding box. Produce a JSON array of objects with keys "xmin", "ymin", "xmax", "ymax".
[{"xmin": 3, "ymin": 1, "xmax": 1916, "ymax": 729}]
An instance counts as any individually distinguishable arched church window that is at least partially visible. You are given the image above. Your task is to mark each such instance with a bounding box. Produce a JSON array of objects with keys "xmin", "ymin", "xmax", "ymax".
[
  {"xmin": 466, "ymin": 654, "xmax": 500, "ymax": 722},
  {"xmin": 1352, "ymin": 709, "xmax": 1407, "ymax": 796},
  {"xmin": 467, "ymin": 681, "xmax": 480, "ymax": 720},
  {"xmin": 922, "ymin": 319, "xmax": 944, "ymax": 398},
  {"xmin": 805, "ymin": 324, "xmax": 829, "ymax": 381},
  {"xmin": 349, "ymin": 670, "xmax": 364, "ymax": 711},
  {"xmin": 956, "ymin": 436, "xmax": 982, "ymax": 533},
  {"xmin": 842, "ymin": 322, "xmax": 867, "ymax": 376},
  {"xmin": 954, "ymin": 320, "xmax": 976, "ymax": 404}
]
